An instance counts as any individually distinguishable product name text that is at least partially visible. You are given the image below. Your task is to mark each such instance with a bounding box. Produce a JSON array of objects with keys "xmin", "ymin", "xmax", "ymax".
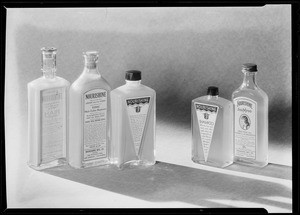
[
  {"xmin": 126, "ymin": 97, "xmax": 150, "ymax": 106},
  {"xmin": 85, "ymin": 92, "xmax": 106, "ymax": 99},
  {"xmin": 237, "ymin": 101, "xmax": 252, "ymax": 109},
  {"xmin": 42, "ymin": 93, "xmax": 62, "ymax": 102},
  {"xmin": 195, "ymin": 104, "xmax": 217, "ymax": 113}
]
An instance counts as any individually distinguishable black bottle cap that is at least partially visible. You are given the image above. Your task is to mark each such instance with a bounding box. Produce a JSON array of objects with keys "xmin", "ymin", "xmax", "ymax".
[
  {"xmin": 207, "ymin": 86, "xmax": 219, "ymax": 96},
  {"xmin": 125, "ymin": 70, "xmax": 141, "ymax": 81},
  {"xmin": 242, "ymin": 63, "xmax": 258, "ymax": 72}
]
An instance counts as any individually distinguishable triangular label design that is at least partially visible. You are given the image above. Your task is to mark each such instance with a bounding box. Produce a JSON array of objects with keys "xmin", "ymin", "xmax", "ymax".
[
  {"xmin": 126, "ymin": 97, "xmax": 151, "ymax": 156},
  {"xmin": 194, "ymin": 102, "xmax": 219, "ymax": 162}
]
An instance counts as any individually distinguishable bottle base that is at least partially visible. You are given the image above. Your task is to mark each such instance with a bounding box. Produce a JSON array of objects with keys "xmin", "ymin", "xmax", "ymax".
[
  {"xmin": 116, "ymin": 160, "xmax": 156, "ymax": 170},
  {"xmin": 192, "ymin": 157, "xmax": 233, "ymax": 168},
  {"xmin": 28, "ymin": 158, "xmax": 67, "ymax": 171},
  {"xmin": 234, "ymin": 157, "xmax": 268, "ymax": 168},
  {"xmin": 69, "ymin": 158, "xmax": 111, "ymax": 169}
]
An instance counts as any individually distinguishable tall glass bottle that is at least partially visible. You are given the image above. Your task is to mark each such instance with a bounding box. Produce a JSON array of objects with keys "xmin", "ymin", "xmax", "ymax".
[
  {"xmin": 232, "ymin": 63, "xmax": 268, "ymax": 167},
  {"xmin": 27, "ymin": 47, "xmax": 70, "ymax": 170},
  {"xmin": 69, "ymin": 51, "xmax": 111, "ymax": 168},
  {"xmin": 111, "ymin": 70, "xmax": 156, "ymax": 169},
  {"xmin": 192, "ymin": 86, "xmax": 233, "ymax": 168}
]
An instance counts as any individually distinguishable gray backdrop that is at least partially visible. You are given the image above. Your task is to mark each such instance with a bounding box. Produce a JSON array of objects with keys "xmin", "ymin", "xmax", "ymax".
[{"xmin": 6, "ymin": 6, "xmax": 291, "ymax": 165}]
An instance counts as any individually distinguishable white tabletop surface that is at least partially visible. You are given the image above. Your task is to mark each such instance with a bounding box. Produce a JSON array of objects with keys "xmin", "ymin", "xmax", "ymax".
[{"xmin": 5, "ymin": 107, "xmax": 292, "ymax": 212}]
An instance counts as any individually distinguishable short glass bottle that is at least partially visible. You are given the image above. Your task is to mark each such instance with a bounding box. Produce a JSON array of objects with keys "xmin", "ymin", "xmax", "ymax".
[
  {"xmin": 27, "ymin": 47, "xmax": 70, "ymax": 170},
  {"xmin": 232, "ymin": 63, "xmax": 268, "ymax": 167},
  {"xmin": 69, "ymin": 51, "xmax": 111, "ymax": 168},
  {"xmin": 111, "ymin": 70, "xmax": 156, "ymax": 169},
  {"xmin": 192, "ymin": 86, "xmax": 233, "ymax": 168}
]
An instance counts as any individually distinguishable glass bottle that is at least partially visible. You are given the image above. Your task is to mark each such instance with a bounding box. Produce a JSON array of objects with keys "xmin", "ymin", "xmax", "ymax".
[
  {"xmin": 69, "ymin": 51, "xmax": 111, "ymax": 168},
  {"xmin": 192, "ymin": 86, "xmax": 233, "ymax": 168},
  {"xmin": 111, "ymin": 70, "xmax": 156, "ymax": 169},
  {"xmin": 232, "ymin": 63, "xmax": 268, "ymax": 167},
  {"xmin": 27, "ymin": 47, "xmax": 70, "ymax": 170}
]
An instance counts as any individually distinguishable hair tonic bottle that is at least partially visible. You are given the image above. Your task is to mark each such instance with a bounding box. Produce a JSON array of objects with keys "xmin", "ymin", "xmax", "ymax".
[
  {"xmin": 192, "ymin": 86, "xmax": 233, "ymax": 168},
  {"xmin": 232, "ymin": 63, "xmax": 268, "ymax": 167},
  {"xmin": 28, "ymin": 47, "xmax": 70, "ymax": 170},
  {"xmin": 69, "ymin": 51, "xmax": 111, "ymax": 168},
  {"xmin": 111, "ymin": 70, "xmax": 156, "ymax": 169}
]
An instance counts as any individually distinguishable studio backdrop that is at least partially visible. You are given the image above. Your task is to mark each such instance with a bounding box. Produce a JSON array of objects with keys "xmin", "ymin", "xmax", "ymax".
[{"xmin": 5, "ymin": 6, "xmax": 291, "ymax": 207}]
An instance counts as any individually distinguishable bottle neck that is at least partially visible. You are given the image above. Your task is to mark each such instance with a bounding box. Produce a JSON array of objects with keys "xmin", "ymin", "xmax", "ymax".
[
  {"xmin": 242, "ymin": 71, "xmax": 257, "ymax": 88},
  {"xmin": 125, "ymin": 80, "xmax": 141, "ymax": 86},
  {"xmin": 207, "ymin": 95, "xmax": 218, "ymax": 99},
  {"xmin": 42, "ymin": 57, "xmax": 56, "ymax": 79},
  {"xmin": 83, "ymin": 61, "xmax": 100, "ymax": 75}
]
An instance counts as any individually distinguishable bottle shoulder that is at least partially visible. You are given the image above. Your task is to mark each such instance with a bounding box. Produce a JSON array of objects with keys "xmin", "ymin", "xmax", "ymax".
[
  {"xmin": 141, "ymin": 84, "xmax": 156, "ymax": 92},
  {"xmin": 232, "ymin": 86, "xmax": 268, "ymax": 102},
  {"xmin": 28, "ymin": 76, "xmax": 70, "ymax": 90},
  {"xmin": 56, "ymin": 76, "xmax": 70, "ymax": 86},
  {"xmin": 192, "ymin": 96, "xmax": 232, "ymax": 109},
  {"xmin": 111, "ymin": 83, "xmax": 155, "ymax": 98},
  {"xmin": 258, "ymin": 87, "xmax": 268, "ymax": 99},
  {"xmin": 70, "ymin": 73, "xmax": 111, "ymax": 93}
]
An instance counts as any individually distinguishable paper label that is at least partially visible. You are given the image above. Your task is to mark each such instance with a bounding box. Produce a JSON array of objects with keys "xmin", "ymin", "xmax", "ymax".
[
  {"xmin": 126, "ymin": 97, "xmax": 151, "ymax": 156},
  {"xmin": 83, "ymin": 89, "xmax": 107, "ymax": 161},
  {"xmin": 41, "ymin": 87, "xmax": 65, "ymax": 163},
  {"xmin": 234, "ymin": 97, "xmax": 257, "ymax": 160},
  {"xmin": 194, "ymin": 102, "xmax": 218, "ymax": 162}
]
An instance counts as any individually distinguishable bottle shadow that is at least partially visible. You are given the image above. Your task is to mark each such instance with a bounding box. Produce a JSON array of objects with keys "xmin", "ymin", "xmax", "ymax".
[{"xmin": 43, "ymin": 161, "xmax": 292, "ymax": 211}]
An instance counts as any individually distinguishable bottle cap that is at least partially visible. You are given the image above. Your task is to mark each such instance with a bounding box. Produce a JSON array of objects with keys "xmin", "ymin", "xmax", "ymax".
[
  {"xmin": 125, "ymin": 70, "xmax": 141, "ymax": 81},
  {"xmin": 83, "ymin": 51, "xmax": 99, "ymax": 63},
  {"xmin": 242, "ymin": 63, "xmax": 258, "ymax": 72},
  {"xmin": 41, "ymin": 47, "xmax": 57, "ymax": 58},
  {"xmin": 207, "ymin": 86, "xmax": 219, "ymax": 96},
  {"xmin": 41, "ymin": 47, "xmax": 57, "ymax": 53}
]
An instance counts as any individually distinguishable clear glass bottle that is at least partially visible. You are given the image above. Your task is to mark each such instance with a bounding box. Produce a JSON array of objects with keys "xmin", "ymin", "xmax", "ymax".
[
  {"xmin": 27, "ymin": 47, "xmax": 70, "ymax": 170},
  {"xmin": 192, "ymin": 86, "xmax": 233, "ymax": 168},
  {"xmin": 232, "ymin": 63, "xmax": 268, "ymax": 167},
  {"xmin": 111, "ymin": 70, "xmax": 156, "ymax": 169},
  {"xmin": 69, "ymin": 51, "xmax": 111, "ymax": 168}
]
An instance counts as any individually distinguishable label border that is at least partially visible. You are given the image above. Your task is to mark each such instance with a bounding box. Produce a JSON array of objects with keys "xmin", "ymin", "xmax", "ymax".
[
  {"xmin": 40, "ymin": 87, "xmax": 66, "ymax": 164},
  {"xmin": 82, "ymin": 88, "xmax": 108, "ymax": 163},
  {"xmin": 125, "ymin": 96, "xmax": 151, "ymax": 158},
  {"xmin": 233, "ymin": 96, "xmax": 257, "ymax": 160},
  {"xmin": 194, "ymin": 102, "xmax": 219, "ymax": 162}
]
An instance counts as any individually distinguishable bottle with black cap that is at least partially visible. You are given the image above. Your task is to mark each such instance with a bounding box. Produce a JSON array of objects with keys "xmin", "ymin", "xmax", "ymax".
[
  {"xmin": 69, "ymin": 51, "xmax": 111, "ymax": 168},
  {"xmin": 232, "ymin": 63, "xmax": 268, "ymax": 167},
  {"xmin": 111, "ymin": 70, "xmax": 156, "ymax": 169},
  {"xmin": 192, "ymin": 86, "xmax": 233, "ymax": 168}
]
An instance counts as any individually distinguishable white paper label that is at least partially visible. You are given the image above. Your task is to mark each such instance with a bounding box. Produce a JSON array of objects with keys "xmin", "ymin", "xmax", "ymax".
[
  {"xmin": 83, "ymin": 89, "xmax": 107, "ymax": 161},
  {"xmin": 194, "ymin": 102, "xmax": 218, "ymax": 162},
  {"xmin": 126, "ymin": 97, "xmax": 151, "ymax": 156},
  {"xmin": 234, "ymin": 97, "xmax": 257, "ymax": 160},
  {"xmin": 41, "ymin": 88, "xmax": 65, "ymax": 163}
]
